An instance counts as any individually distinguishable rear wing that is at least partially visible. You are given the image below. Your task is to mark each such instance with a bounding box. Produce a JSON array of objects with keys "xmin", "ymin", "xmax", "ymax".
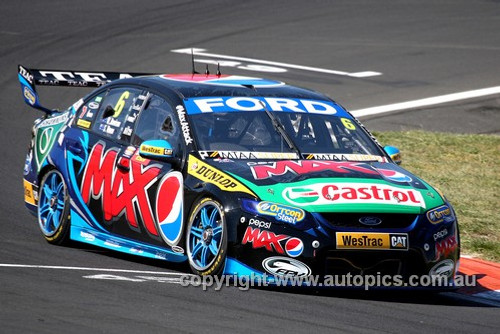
[{"xmin": 18, "ymin": 65, "xmax": 154, "ymax": 114}]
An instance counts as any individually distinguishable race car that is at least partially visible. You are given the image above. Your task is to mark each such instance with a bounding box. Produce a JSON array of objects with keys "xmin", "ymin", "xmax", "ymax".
[{"xmin": 18, "ymin": 65, "xmax": 459, "ymax": 287}]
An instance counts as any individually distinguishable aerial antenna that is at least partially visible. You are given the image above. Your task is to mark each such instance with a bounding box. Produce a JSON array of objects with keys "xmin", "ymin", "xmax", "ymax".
[
  {"xmin": 205, "ymin": 64, "xmax": 210, "ymax": 75},
  {"xmin": 191, "ymin": 48, "xmax": 199, "ymax": 74},
  {"xmin": 216, "ymin": 63, "xmax": 221, "ymax": 77}
]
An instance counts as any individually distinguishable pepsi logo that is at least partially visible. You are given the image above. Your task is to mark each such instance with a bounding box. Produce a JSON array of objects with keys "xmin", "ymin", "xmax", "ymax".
[
  {"xmin": 155, "ymin": 171, "xmax": 184, "ymax": 246},
  {"xmin": 285, "ymin": 238, "xmax": 304, "ymax": 257},
  {"xmin": 376, "ymin": 168, "xmax": 412, "ymax": 183}
]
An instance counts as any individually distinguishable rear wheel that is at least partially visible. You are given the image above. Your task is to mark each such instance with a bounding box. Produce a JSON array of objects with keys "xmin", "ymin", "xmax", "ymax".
[
  {"xmin": 186, "ymin": 198, "xmax": 227, "ymax": 276},
  {"xmin": 38, "ymin": 169, "xmax": 71, "ymax": 245}
]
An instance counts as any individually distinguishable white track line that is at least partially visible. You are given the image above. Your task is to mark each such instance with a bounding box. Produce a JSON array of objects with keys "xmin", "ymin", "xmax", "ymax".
[
  {"xmin": 350, "ymin": 86, "xmax": 500, "ymax": 118},
  {"xmin": 0, "ymin": 263, "xmax": 192, "ymax": 276},
  {"xmin": 171, "ymin": 48, "xmax": 381, "ymax": 78}
]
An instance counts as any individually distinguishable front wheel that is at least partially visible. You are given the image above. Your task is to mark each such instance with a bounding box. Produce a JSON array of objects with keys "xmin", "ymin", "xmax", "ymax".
[
  {"xmin": 186, "ymin": 198, "xmax": 227, "ymax": 276},
  {"xmin": 38, "ymin": 169, "xmax": 71, "ymax": 245}
]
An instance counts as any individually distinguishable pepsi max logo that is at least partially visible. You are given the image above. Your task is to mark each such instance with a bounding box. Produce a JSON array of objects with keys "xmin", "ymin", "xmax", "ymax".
[
  {"xmin": 359, "ymin": 216, "xmax": 382, "ymax": 226},
  {"xmin": 285, "ymin": 238, "xmax": 304, "ymax": 257}
]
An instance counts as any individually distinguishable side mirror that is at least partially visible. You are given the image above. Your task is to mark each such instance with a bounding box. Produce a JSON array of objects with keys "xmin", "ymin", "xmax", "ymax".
[
  {"xmin": 384, "ymin": 145, "xmax": 402, "ymax": 165},
  {"xmin": 139, "ymin": 139, "xmax": 180, "ymax": 166}
]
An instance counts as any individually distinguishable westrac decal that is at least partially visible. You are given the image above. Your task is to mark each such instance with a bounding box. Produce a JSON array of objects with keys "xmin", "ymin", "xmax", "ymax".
[
  {"xmin": 283, "ymin": 182, "xmax": 426, "ymax": 208},
  {"xmin": 336, "ymin": 232, "xmax": 408, "ymax": 250}
]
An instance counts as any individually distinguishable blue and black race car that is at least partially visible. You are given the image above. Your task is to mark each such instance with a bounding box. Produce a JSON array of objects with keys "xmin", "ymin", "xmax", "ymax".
[{"xmin": 19, "ymin": 65, "xmax": 459, "ymax": 286}]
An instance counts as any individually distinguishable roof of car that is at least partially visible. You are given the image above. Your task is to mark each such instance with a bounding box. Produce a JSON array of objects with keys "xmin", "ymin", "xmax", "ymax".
[{"xmin": 116, "ymin": 74, "xmax": 333, "ymax": 101}]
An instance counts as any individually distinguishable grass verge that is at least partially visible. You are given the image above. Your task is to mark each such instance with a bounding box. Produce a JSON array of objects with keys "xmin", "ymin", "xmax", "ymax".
[{"xmin": 374, "ymin": 131, "xmax": 500, "ymax": 262}]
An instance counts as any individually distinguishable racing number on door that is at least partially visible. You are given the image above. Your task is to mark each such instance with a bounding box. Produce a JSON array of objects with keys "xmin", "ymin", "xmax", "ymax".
[{"xmin": 113, "ymin": 91, "xmax": 130, "ymax": 117}]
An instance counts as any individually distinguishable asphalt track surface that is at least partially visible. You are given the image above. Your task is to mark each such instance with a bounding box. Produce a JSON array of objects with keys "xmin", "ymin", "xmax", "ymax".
[{"xmin": 1, "ymin": 0, "xmax": 500, "ymax": 333}]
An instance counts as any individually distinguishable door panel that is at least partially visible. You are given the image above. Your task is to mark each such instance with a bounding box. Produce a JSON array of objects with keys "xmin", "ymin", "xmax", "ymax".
[{"xmin": 69, "ymin": 87, "xmax": 186, "ymax": 248}]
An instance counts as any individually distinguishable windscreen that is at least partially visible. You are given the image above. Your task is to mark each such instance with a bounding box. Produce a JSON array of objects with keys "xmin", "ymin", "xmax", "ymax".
[{"xmin": 189, "ymin": 111, "xmax": 384, "ymax": 160}]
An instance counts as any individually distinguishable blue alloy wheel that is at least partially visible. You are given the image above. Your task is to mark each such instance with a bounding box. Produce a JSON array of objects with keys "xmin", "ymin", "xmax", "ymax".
[
  {"xmin": 38, "ymin": 169, "xmax": 70, "ymax": 244},
  {"xmin": 187, "ymin": 198, "xmax": 227, "ymax": 275}
]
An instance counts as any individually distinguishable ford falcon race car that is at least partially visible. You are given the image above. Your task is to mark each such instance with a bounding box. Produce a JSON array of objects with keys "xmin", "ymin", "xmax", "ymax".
[{"xmin": 19, "ymin": 65, "xmax": 459, "ymax": 288}]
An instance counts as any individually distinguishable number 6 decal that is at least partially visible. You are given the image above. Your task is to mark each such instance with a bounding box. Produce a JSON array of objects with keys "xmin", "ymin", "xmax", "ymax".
[
  {"xmin": 113, "ymin": 91, "xmax": 130, "ymax": 117},
  {"xmin": 341, "ymin": 118, "xmax": 356, "ymax": 130}
]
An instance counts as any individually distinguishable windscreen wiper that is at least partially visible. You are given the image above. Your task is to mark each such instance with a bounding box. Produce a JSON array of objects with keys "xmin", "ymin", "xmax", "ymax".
[
  {"xmin": 262, "ymin": 103, "xmax": 301, "ymax": 155},
  {"xmin": 243, "ymin": 85, "xmax": 301, "ymax": 156}
]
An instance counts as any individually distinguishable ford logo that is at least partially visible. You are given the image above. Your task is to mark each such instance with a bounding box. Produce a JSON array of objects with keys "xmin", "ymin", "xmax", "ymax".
[
  {"xmin": 429, "ymin": 259, "xmax": 454, "ymax": 277},
  {"xmin": 359, "ymin": 216, "xmax": 382, "ymax": 226},
  {"xmin": 262, "ymin": 257, "xmax": 311, "ymax": 278}
]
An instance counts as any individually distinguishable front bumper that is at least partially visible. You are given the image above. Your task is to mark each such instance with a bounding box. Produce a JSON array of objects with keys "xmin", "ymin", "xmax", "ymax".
[{"xmin": 227, "ymin": 203, "xmax": 460, "ymax": 289}]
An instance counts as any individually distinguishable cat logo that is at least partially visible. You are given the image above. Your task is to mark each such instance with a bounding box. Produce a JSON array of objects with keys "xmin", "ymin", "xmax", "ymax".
[
  {"xmin": 336, "ymin": 232, "xmax": 408, "ymax": 251},
  {"xmin": 390, "ymin": 235, "xmax": 408, "ymax": 250}
]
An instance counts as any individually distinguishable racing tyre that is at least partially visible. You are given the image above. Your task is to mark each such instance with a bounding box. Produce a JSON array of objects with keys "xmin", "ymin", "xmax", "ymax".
[
  {"xmin": 186, "ymin": 198, "xmax": 227, "ymax": 276},
  {"xmin": 38, "ymin": 169, "xmax": 71, "ymax": 245}
]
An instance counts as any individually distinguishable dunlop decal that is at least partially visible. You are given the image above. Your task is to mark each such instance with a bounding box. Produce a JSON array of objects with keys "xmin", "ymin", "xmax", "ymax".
[{"xmin": 188, "ymin": 155, "xmax": 254, "ymax": 196}]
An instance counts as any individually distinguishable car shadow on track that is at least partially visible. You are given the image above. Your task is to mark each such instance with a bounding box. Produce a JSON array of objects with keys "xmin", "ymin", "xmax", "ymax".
[
  {"xmin": 251, "ymin": 285, "xmax": 498, "ymax": 308},
  {"xmin": 63, "ymin": 240, "xmax": 190, "ymax": 273},
  {"xmin": 62, "ymin": 242, "xmax": 498, "ymax": 308}
]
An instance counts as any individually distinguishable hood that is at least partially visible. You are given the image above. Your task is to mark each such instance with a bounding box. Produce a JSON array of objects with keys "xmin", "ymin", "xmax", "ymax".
[{"xmin": 203, "ymin": 158, "xmax": 445, "ymax": 214}]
